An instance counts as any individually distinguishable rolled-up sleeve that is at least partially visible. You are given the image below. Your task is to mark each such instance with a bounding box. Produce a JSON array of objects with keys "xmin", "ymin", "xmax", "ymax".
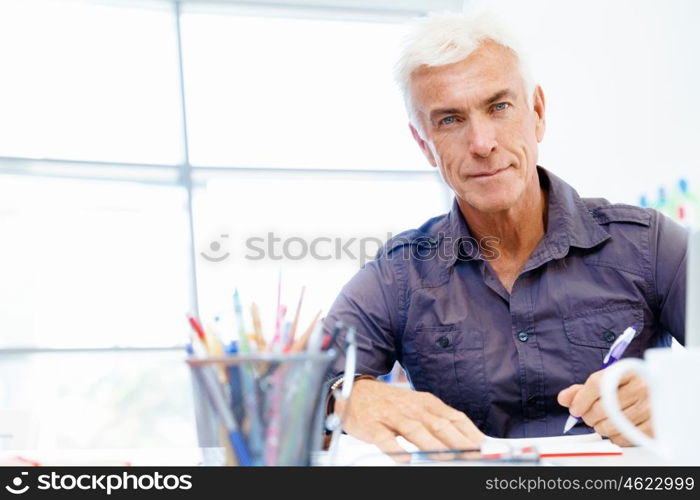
[
  {"xmin": 653, "ymin": 210, "xmax": 688, "ymax": 345},
  {"xmin": 324, "ymin": 252, "xmax": 401, "ymax": 378}
]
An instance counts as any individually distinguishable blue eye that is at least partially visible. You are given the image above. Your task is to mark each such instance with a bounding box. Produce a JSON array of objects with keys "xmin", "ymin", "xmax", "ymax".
[
  {"xmin": 440, "ymin": 116, "xmax": 456, "ymax": 125},
  {"xmin": 493, "ymin": 102, "xmax": 509, "ymax": 112}
]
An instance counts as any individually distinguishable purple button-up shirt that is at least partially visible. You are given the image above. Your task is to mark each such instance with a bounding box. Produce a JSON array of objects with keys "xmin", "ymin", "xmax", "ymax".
[{"xmin": 324, "ymin": 167, "xmax": 687, "ymax": 438}]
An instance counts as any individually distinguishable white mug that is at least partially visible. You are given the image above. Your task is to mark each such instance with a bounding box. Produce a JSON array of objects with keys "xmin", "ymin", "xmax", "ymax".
[{"xmin": 600, "ymin": 347, "xmax": 700, "ymax": 465}]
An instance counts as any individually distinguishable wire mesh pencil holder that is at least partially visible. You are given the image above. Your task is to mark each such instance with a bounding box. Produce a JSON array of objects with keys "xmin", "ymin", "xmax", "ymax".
[{"xmin": 186, "ymin": 324, "xmax": 357, "ymax": 466}]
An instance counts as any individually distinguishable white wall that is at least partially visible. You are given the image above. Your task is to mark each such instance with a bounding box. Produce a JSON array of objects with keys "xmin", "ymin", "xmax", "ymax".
[{"xmin": 471, "ymin": 0, "xmax": 700, "ymax": 207}]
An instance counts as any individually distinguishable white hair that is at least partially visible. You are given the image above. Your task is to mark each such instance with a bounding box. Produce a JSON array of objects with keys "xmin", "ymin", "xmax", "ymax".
[{"xmin": 394, "ymin": 10, "xmax": 536, "ymax": 127}]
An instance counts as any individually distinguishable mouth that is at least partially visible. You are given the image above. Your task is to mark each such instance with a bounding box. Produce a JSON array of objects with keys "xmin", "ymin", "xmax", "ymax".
[{"xmin": 470, "ymin": 165, "xmax": 511, "ymax": 179}]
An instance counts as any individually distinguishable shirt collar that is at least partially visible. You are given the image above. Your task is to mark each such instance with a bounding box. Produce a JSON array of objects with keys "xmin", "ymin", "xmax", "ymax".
[{"xmin": 441, "ymin": 166, "xmax": 611, "ymax": 268}]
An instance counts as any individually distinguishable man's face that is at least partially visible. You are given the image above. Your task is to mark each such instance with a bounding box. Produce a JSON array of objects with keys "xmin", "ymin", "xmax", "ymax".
[{"xmin": 408, "ymin": 41, "xmax": 546, "ymax": 214}]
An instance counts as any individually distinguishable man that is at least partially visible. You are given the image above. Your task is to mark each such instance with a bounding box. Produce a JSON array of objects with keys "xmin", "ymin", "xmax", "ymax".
[{"xmin": 323, "ymin": 11, "xmax": 686, "ymax": 459}]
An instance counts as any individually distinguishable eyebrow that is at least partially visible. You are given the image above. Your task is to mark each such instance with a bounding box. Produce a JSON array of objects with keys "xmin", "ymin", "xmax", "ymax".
[
  {"xmin": 429, "ymin": 107, "xmax": 462, "ymax": 120},
  {"xmin": 483, "ymin": 89, "xmax": 516, "ymax": 106},
  {"xmin": 429, "ymin": 89, "xmax": 517, "ymax": 121}
]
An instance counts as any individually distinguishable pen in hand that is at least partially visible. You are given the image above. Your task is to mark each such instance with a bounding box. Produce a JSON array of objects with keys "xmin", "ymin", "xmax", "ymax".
[{"xmin": 563, "ymin": 326, "xmax": 637, "ymax": 434}]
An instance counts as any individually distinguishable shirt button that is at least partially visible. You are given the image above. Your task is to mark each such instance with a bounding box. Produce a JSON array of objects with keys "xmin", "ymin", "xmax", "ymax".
[
  {"xmin": 517, "ymin": 331, "xmax": 529, "ymax": 342},
  {"xmin": 436, "ymin": 336, "xmax": 450, "ymax": 348},
  {"xmin": 604, "ymin": 331, "xmax": 616, "ymax": 342}
]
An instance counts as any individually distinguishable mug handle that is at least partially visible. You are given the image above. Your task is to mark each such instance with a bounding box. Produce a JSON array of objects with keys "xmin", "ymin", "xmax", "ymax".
[{"xmin": 599, "ymin": 359, "xmax": 657, "ymax": 450}]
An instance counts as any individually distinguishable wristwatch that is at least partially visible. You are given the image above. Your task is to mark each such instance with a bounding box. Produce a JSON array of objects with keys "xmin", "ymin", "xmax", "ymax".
[{"xmin": 325, "ymin": 373, "xmax": 375, "ymax": 416}]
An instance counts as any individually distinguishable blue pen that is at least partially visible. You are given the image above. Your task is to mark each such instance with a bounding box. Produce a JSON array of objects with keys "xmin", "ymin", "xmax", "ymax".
[
  {"xmin": 186, "ymin": 332, "xmax": 252, "ymax": 465},
  {"xmin": 563, "ymin": 326, "xmax": 637, "ymax": 434},
  {"xmin": 225, "ymin": 341, "xmax": 246, "ymax": 427},
  {"xmin": 233, "ymin": 289, "xmax": 264, "ymax": 462}
]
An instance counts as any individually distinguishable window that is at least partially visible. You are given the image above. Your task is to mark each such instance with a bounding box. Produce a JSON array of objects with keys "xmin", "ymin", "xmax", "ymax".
[
  {"xmin": 182, "ymin": 8, "xmax": 449, "ymax": 327},
  {"xmin": 180, "ymin": 10, "xmax": 428, "ymax": 171},
  {"xmin": 0, "ymin": 0, "xmax": 183, "ymax": 164},
  {"xmin": 0, "ymin": 0, "xmax": 450, "ymax": 450},
  {"xmin": 0, "ymin": 351, "xmax": 197, "ymax": 449},
  {"xmin": 0, "ymin": 175, "xmax": 191, "ymax": 349},
  {"xmin": 192, "ymin": 170, "xmax": 448, "ymax": 328}
]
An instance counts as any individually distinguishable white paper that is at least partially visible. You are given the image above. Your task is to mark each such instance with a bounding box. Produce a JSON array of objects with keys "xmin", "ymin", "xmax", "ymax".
[
  {"xmin": 481, "ymin": 432, "xmax": 622, "ymax": 457},
  {"xmin": 319, "ymin": 432, "xmax": 621, "ymax": 466}
]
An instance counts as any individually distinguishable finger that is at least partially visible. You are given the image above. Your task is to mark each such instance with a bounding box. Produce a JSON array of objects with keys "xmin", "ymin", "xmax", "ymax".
[
  {"xmin": 569, "ymin": 372, "xmax": 603, "ymax": 417},
  {"xmin": 423, "ymin": 415, "xmax": 479, "ymax": 451},
  {"xmin": 607, "ymin": 432, "xmax": 631, "ymax": 447},
  {"xmin": 421, "ymin": 393, "xmax": 484, "ymax": 445},
  {"xmin": 615, "ymin": 374, "xmax": 649, "ymax": 408},
  {"xmin": 579, "ymin": 373, "xmax": 649, "ymax": 428},
  {"xmin": 606, "ymin": 419, "xmax": 652, "ymax": 448},
  {"xmin": 451, "ymin": 417, "xmax": 486, "ymax": 448},
  {"xmin": 557, "ymin": 384, "xmax": 583, "ymax": 408},
  {"xmin": 571, "ymin": 368, "xmax": 639, "ymax": 418},
  {"xmin": 594, "ymin": 399, "xmax": 651, "ymax": 437},
  {"xmin": 392, "ymin": 419, "xmax": 452, "ymax": 458},
  {"xmin": 580, "ymin": 399, "xmax": 608, "ymax": 428},
  {"xmin": 370, "ymin": 426, "xmax": 413, "ymax": 464}
]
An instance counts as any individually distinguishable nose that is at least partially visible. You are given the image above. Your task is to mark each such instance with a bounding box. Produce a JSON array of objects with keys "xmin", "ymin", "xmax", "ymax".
[{"xmin": 466, "ymin": 116, "xmax": 497, "ymax": 158}]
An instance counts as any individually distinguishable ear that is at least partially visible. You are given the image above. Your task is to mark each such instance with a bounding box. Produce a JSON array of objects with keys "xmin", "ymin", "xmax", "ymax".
[
  {"xmin": 533, "ymin": 85, "xmax": 546, "ymax": 142},
  {"xmin": 409, "ymin": 123, "xmax": 437, "ymax": 167}
]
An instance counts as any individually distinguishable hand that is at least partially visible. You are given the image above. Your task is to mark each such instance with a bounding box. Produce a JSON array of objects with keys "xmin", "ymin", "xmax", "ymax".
[
  {"xmin": 335, "ymin": 378, "xmax": 485, "ymax": 462},
  {"xmin": 557, "ymin": 369, "xmax": 653, "ymax": 446}
]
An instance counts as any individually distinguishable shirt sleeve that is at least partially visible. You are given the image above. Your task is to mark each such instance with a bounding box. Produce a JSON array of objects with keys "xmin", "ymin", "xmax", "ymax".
[
  {"xmin": 653, "ymin": 210, "xmax": 688, "ymax": 345},
  {"xmin": 323, "ymin": 251, "xmax": 402, "ymax": 379}
]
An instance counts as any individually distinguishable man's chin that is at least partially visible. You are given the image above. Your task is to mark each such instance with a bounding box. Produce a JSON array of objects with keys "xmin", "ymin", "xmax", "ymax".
[{"xmin": 458, "ymin": 192, "xmax": 519, "ymax": 214}]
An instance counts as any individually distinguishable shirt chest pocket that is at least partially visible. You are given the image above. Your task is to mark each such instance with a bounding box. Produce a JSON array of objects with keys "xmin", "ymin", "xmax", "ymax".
[
  {"xmin": 563, "ymin": 304, "xmax": 645, "ymax": 384},
  {"xmin": 403, "ymin": 324, "xmax": 489, "ymax": 425}
]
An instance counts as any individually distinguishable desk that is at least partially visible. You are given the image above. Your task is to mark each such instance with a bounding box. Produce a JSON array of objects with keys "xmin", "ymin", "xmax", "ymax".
[
  {"xmin": 315, "ymin": 435, "xmax": 668, "ymax": 467},
  {"xmin": 544, "ymin": 449, "xmax": 665, "ymax": 466},
  {"xmin": 0, "ymin": 448, "xmax": 226, "ymax": 466},
  {"xmin": 0, "ymin": 442, "xmax": 667, "ymax": 467}
]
